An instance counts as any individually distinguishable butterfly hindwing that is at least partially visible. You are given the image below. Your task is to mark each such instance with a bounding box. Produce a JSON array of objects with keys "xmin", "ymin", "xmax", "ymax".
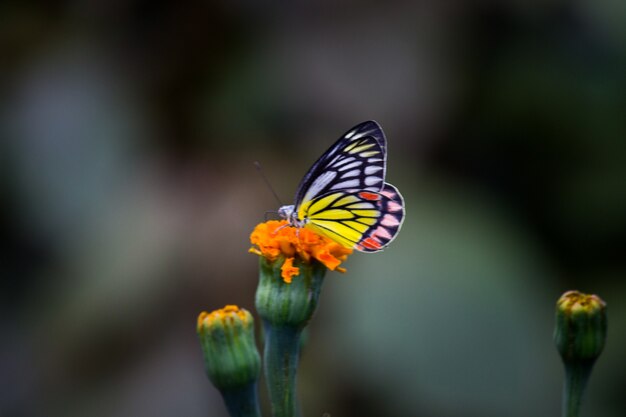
[
  {"xmin": 354, "ymin": 183, "xmax": 405, "ymax": 252},
  {"xmin": 294, "ymin": 121, "xmax": 387, "ymax": 210},
  {"xmin": 301, "ymin": 183, "xmax": 405, "ymax": 252}
]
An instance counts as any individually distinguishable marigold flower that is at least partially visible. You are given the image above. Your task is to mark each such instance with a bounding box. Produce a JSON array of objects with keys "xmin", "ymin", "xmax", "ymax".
[
  {"xmin": 249, "ymin": 220, "xmax": 352, "ymax": 283},
  {"xmin": 280, "ymin": 257, "xmax": 299, "ymax": 284}
]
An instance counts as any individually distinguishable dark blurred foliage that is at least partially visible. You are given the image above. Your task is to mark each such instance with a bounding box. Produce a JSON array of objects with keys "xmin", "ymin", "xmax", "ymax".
[
  {"xmin": 1, "ymin": 1, "xmax": 625, "ymax": 417},
  {"xmin": 437, "ymin": 3, "xmax": 626, "ymax": 281}
]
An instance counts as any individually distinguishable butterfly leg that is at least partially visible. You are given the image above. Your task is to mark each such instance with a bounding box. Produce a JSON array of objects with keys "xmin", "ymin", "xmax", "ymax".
[
  {"xmin": 271, "ymin": 222, "xmax": 290, "ymax": 236},
  {"xmin": 293, "ymin": 226, "xmax": 305, "ymax": 250}
]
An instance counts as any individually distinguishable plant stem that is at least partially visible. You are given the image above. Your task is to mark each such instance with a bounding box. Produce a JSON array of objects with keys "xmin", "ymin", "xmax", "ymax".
[
  {"xmin": 221, "ymin": 383, "xmax": 262, "ymax": 417},
  {"xmin": 561, "ymin": 361, "xmax": 593, "ymax": 417},
  {"xmin": 264, "ymin": 322, "xmax": 301, "ymax": 417}
]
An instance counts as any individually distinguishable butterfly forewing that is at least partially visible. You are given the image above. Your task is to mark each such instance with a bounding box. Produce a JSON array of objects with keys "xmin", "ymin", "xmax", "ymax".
[
  {"xmin": 302, "ymin": 183, "xmax": 405, "ymax": 252},
  {"xmin": 294, "ymin": 121, "xmax": 387, "ymax": 210}
]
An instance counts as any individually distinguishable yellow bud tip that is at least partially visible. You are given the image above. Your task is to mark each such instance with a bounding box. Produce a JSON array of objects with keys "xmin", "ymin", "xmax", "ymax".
[
  {"xmin": 557, "ymin": 290, "xmax": 606, "ymax": 314},
  {"xmin": 197, "ymin": 305, "xmax": 252, "ymax": 332}
]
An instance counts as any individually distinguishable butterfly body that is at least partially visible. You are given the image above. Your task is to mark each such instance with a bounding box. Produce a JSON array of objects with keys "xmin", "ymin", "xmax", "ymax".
[
  {"xmin": 279, "ymin": 121, "xmax": 405, "ymax": 253},
  {"xmin": 277, "ymin": 204, "xmax": 305, "ymax": 228}
]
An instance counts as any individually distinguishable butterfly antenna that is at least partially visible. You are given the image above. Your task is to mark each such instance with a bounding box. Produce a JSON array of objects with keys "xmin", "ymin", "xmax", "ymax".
[{"xmin": 254, "ymin": 161, "xmax": 284, "ymax": 206}]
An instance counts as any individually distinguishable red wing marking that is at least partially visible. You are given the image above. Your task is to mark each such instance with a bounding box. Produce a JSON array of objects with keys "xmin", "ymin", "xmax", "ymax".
[
  {"xmin": 359, "ymin": 191, "xmax": 381, "ymax": 201},
  {"xmin": 361, "ymin": 237, "xmax": 383, "ymax": 250}
]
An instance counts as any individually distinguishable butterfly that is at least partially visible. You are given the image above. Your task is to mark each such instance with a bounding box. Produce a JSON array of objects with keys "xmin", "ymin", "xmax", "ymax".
[{"xmin": 278, "ymin": 121, "xmax": 405, "ymax": 252}]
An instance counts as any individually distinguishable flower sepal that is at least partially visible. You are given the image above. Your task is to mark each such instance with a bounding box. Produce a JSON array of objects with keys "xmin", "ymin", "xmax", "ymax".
[{"xmin": 255, "ymin": 254, "xmax": 326, "ymax": 329}]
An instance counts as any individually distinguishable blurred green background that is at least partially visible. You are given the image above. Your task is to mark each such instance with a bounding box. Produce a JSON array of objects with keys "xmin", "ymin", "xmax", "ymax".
[{"xmin": 1, "ymin": 1, "xmax": 625, "ymax": 417}]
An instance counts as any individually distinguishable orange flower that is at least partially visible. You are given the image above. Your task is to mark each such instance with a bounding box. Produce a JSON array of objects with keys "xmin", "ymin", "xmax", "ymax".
[
  {"xmin": 280, "ymin": 257, "xmax": 299, "ymax": 284},
  {"xmin": 249, "ymin": 220, "xmax": 352, "ymax": 283}
]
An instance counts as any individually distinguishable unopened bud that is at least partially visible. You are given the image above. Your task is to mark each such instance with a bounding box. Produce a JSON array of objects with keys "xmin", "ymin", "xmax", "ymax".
[
  {"xmin": 554, "ymin": 290, "xmax": 607, "ymax": 363},
  {"xmin": 197, "ymin": 305, "xmax": 261, "ymax": 390}
]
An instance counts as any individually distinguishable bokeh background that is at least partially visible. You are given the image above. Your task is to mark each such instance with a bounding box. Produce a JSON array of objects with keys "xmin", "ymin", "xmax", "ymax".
[{"xmin": 2, "ymin": 1, "xmax": 625, "ymax": 417}]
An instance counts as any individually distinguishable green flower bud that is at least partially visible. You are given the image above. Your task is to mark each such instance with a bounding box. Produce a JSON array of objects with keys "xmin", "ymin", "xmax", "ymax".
[
  {"xmin": 255, "ymin": 255, "xmax": 326, "ymax": 329},
  {"xmin": 554, "ymin": 290, "xmax": 607, "ymax": 363},
  {"xmin": 197, "ymin": 305, "xmax": 261, "ymax": 390},
  {"xmin": 554, "ymin": 291, "xmax": 607, "ymax": 417}
]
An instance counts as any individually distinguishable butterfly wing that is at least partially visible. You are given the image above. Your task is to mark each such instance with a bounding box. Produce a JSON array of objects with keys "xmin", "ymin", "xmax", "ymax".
[
  {"xmin": 294, "ymin": 121, "xmax": 387, "ymax": 212},
  {"xmin": 301, "ymin": 183, "xmax": 405, "ymax": 252}
]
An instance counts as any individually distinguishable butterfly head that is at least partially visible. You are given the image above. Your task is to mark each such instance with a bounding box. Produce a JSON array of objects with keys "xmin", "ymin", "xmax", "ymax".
[
  {"xmin": 278, "ymin": 204, "xmax": 294, "ymax": 218},
  {"xmin": 278, "ymin": 204, "xmax": 306, "ymax": 228}
]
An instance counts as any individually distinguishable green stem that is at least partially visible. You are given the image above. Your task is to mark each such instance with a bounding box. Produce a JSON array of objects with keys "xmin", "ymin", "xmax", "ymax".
[
  {"xmin": 264, "ymin": 321, "xmax": 301, "ymax": 417},
  {"xmin": 221, "ymin": 382, "xmax": 262, "ymax": 417},
  {"xmin": 561, "ymin": 361, "xmax": 593, "ymax": 417}
]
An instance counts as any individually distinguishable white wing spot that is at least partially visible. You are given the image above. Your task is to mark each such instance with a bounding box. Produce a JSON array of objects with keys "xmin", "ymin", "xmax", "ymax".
[
  {"xmin": 381, "ymin": 214, "xmax": 400, "ymax": 227},
  {"xmin": 342, "ymin": 169, "xmax": 360, "ymax": 178},
  {"xmin": 364, "ymin": 176, "xmax": 382, "ymax": 186},
  {"xmin": 365, "ymin": 166, "xmax": 383, "ymax": 175},
  {"xmin": 332, "ymin": 157, "xmax": 355, "ymax": 167},
  {"xmin": 302, "ymin": 171, "xmax": 337, "ymax": 203},
  {"xmin": 373, "ymin": 226, "xmax": 393, "ymax": 240},
  {"xmin": 351, "ymin": 132, "xmax": 364, "ymax": 140},
  {"xmin": 331, "ymin": 179, "xmax": 360, "ymax": 189},
  {"xmin": 345, "ymin": 129, "xmax": 357, "ymax": 139},
  {"xmin": 338, "ymin": 161, "xmax": 362, "ymax": 171},
  {"xmin": 352, "ymin": 128, "xmax": 376, "ymax": 141},
  {"xmin": 388, "ymin": 201, "xmax": 403, "ymax": 212},
  {"xmin": 368, "ymin": 158, "xmax": 383, "ymax": 163},
  {"xmin": 381, "ymin": 189, "xmax": 395, "ymax": 198},
  {"xmin": 347, "ymin": 202, "xmax": 376, "ymax": 209}
]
